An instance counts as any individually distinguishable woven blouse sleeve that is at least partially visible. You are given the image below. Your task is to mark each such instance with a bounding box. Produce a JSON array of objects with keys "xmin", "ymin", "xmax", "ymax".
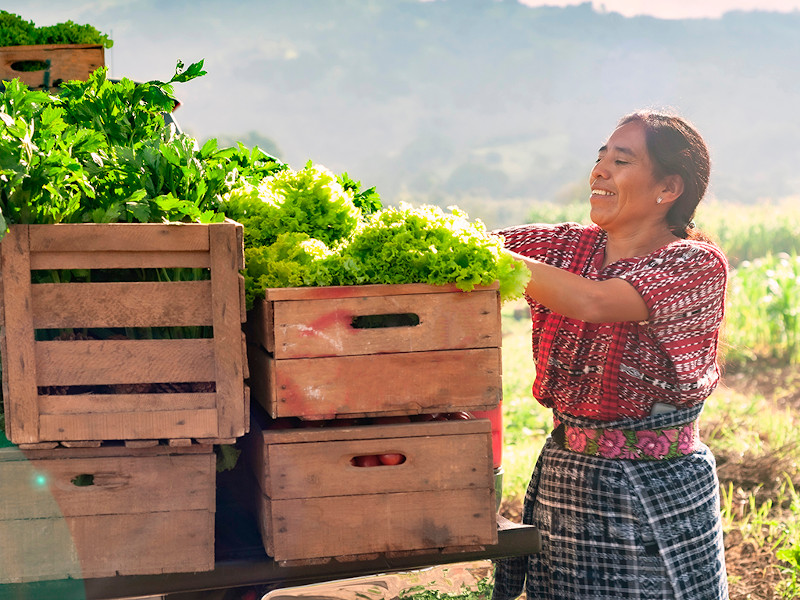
[
  {"xmin": 492, "ymin": 222, "xmax": 582, "ymax": 260},
  {"xmin": 618, "ymin": 242, "xmax": 728, "ymax": 398}
]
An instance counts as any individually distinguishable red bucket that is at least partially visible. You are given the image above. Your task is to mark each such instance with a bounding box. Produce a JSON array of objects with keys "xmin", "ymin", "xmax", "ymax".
[{"xmin": 472, "ymin": 402, "xmax": 503, "ymax": 470}]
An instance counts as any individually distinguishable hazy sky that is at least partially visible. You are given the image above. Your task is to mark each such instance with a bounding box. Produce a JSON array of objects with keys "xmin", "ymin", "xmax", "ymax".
[{"xmin": 519, "ymin": 0, "xmax": 800, "ymax": 18}]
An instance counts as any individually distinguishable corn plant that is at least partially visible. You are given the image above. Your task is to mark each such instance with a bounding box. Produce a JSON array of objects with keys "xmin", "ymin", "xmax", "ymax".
[{"xmin": 724, "ymin": 253, "xmax": 800, "ymax": 368}]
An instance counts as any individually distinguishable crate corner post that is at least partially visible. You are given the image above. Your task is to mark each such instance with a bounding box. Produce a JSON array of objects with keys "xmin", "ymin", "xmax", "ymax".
[{"xmin": 0, "ymin": 225, "xmax": 40, "ymax": 444}]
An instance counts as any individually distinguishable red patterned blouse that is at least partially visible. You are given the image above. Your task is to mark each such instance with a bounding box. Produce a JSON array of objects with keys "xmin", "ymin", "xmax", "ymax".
[{"xmin": 497, "ymin": 222, "xmax": 728, "ymax": 421}]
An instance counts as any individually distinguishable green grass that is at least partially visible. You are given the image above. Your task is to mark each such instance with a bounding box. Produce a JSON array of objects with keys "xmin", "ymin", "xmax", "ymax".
[
  {"xmin": 499, "ymin": 303, "xmax": 549, "ymax": 496},
  {"xmin": 723, "ymin": 253, "xmax": 800, "ymax": 368}
]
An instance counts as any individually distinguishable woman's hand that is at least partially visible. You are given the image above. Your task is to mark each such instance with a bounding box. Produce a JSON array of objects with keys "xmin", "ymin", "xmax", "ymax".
[{"xmin": 508, "ymin": 249, "xmax": 650, "ymax": 323}]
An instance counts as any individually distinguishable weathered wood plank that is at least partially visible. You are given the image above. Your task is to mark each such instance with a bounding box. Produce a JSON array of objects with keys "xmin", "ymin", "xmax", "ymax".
[
  {"xmin": 30, "ymin": 250, "xmax": 210, "ymax": 270},
  {"xmin": 38, "ymin": 393, "xmax": 216, "ymax": 415},
  {"xmin": 0, "ymin": 442, "xmax": 212, "ymax": 462},
  {"xmin": 245, "ymin": 298, "xmax": 275, "ymax": 353},
  {"xmin": 38, "ymin": 409, "xmax": 219, "ymax": 441},
  {"xmin": 35, "ymin": 338, "xmax": 216, "ymax": 386},
  {"xmin": 265, "ymin": 489, "xmax": 496, "ymax": 561},
  {"xmin": 256, "ymin": 347, "xmax": 502, "ymax": 420},
  {"xmin": 0, "ymin": 267, "xmax": 5, "ymax": 327},
  {"xmin": 0, "ymin": 225, "xmax": 39, "ymax": 443},
  {"xmin": 31, "ymin": 280, "xmax": 213, "ymax": 329},
  {"xmin": 27, "ymin": 222, "xmax": 210, "ymax": 253},
  {"xmin": 209, "ymin": 222, "xmax": 246, "ymax": 438},
  {"xmin": 267, "ymin": 287, "xmax": 501, "ymax": 358},
  {"xmin": 167, "ymin": 438, "xmax": 193, "ymax": 447},
  {"xmin": 0, "ymin": 451, "xmax": 214, "ymax": 519},
  {"xmin": 263, "ymin": 282, "xmax": 498, "ymax": 302},
  {"xmin": 264, "ymin": 430, "xmax": 493, "ymax": 499},
  {"xmin": 60, "ymin": 441, "xmax": 102, "ymax": 448},
  {"xmin": 70, "ymin": 509, "xmax": 215, "ymax": 578},
  {"xmin": 124, "ymin": 440, "xmax": 160, "ymax": 448}
]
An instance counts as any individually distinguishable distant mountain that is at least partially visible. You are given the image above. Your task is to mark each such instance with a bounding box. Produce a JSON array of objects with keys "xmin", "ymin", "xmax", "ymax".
[{"xmin": 5, "ymin": 0, "xmax": 800, "ymax": 226}]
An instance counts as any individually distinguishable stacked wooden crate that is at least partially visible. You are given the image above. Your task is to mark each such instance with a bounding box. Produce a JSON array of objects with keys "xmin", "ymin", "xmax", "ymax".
[
  {"xmin": 243, "ymin": 283, "xmax": 502, "ymax": 564},
  {"xmin": 0, "ymin": 221, "xmax": 249, "ymax": 582},
  {"xmin": 0, "ymin": 443, "xmax": 215, "ymax": 582},
  {"xmin": 0, "ymin": 43, "xmax": 104, "ymax": 89}
]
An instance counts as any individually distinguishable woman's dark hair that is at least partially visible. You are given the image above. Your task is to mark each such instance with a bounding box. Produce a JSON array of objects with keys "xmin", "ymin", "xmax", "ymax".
[{"xmin": 618, "ymin": 111, "xmax": 710, "ymax": 240}]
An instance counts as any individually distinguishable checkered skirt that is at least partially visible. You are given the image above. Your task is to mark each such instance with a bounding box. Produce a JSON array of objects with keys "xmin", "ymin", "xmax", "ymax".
[{"xmin": 492, "ymin": 405, "xmax": 728, "ymax": 600}]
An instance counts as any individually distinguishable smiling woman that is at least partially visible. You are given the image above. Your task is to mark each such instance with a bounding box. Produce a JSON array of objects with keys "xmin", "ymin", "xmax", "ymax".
[{"xmin": 491, "ymin": 110, "xmax": 729, "ymax": 600}]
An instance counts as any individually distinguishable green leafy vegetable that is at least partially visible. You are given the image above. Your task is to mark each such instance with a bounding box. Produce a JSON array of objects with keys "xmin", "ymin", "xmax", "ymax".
[
  {"xmin": 0, "ymin": 60, "xmax": 286, "ymax": 236},
  {"xmin": 215, "ymin": 444, "xmax": 241, "ymax": 472},
  {"xmin": 337, "ymin": 204, "xmax": 527, "ymax": 294},
  {"xmin": 0, "ymin": 11, "xmax": 113, "ymax": 48},
  {"xmin": 243, "ymin": 232, "xmax": 336, "ymax": 308},
  {"xmin": 0, "ymin": 11, "xmax": 37, "ymax": 47},
  {"xmin": 234, "ymin": 196, "xmax": 530, "ymax": 308},
  {"xmin": 222, "ymin": 161, "xmax": 360, "ymax": 250},
  {"xmin": 337, "ymin": 171, "xmax": 382, "ymax": 215}
]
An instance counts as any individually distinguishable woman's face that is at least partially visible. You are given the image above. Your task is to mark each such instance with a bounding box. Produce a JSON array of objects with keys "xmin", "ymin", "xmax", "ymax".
[{"xmin": 589, "ymin": 121, "xmax": 665, "ymax": 234}]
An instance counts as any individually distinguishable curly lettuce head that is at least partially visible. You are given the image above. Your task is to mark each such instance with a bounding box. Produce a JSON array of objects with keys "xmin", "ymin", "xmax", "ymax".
[
  {"xmin": 338, "ymin": 203, "xmax": 529, "ymax": 302},
  {"xmin": 261, "ymin": 162, "xmax": 361, "ymax": 247},
  {"xmin": 243, "ymin": 231, "xmax": 339, "ymax": 309}
]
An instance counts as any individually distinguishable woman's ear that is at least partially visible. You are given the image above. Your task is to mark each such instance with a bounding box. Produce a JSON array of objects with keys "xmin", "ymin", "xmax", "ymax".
[{"xmin": 660, "ymin": 174, "xmax": 685, "ymax": 204}]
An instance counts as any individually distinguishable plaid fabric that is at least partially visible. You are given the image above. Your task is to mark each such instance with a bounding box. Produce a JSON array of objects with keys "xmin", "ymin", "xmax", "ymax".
[
  {"xmin": 492, "ymin": 405, "xmax": 728, "ymax": 600},
  {"xmin": 494, "ymin": 223, "xmax": 727, "ymax": 421}
]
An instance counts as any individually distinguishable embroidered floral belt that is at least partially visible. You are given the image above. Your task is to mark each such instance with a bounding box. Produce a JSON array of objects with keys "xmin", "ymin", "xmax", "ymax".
[{"xmin": 552, "ymin": 416, "xmax": 700, "ymax": 460}]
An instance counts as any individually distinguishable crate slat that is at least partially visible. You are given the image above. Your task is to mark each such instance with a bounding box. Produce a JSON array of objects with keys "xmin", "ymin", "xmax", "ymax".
[
  {"xmin": 35, "ymin": 338, "xmax": 216, "ymax": 386},
  {"xmin": 266, "ymin": 286, "xmax": 500, "ymax": 358},
  {"xmin": 30, "ymin": 250, "xmax": 210, "ymax": 270},
  {"xmin": 0, "ymin": 453, "xmax": 214, "ymax": 519},
  {"xmin": 32, "ymin": 280, "xmax": 213, "ymax": 329},
  {"xmin": 263, "ymin": 282, "xmax": 497, "ymax": 302},
  {"xmin": 264, "ymin": 428, "xmax": 492, "ymax": 499},
  {"xmin": 70, "ymin": 509, "xmax": 215, "ymax": 578},
  {"xmin": 38, "ymin": 409, "xmax": 219, "ymax": 441},
  {"xmin": 253, "ymin": 346, "xmax": 501, "ymax": 420},
  {"xmin": 267, "ymin": 489, "xmax": 495, "ymax": 561},
  {"xmin": 0, "ymin": 510, "xmax": 215, "ymax": 582},
  {"xmin": 28, "ymin": 222, "xmax": 210, "ymax": 253},
  {"xmin": 38, "ymin": 393, "xmax": 217, "ymax": 415}
]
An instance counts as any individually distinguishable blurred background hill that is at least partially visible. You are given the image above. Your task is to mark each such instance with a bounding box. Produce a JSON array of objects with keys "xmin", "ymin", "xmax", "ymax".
[{"xmin": 7, "ymin": 0, "xmax": 800, "ymax": 228}]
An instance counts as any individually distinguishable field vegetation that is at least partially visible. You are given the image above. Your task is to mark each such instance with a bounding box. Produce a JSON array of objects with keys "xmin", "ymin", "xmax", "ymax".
[{"xmin": 496, "ymin": 199, "xmax": 800, "ymax": 600}]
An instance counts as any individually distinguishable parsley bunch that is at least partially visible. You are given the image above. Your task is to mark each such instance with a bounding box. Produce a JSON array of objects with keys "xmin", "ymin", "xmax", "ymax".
[{"xmin": 0, "ymin": 60, "xmax": 285, "ymax": 235}]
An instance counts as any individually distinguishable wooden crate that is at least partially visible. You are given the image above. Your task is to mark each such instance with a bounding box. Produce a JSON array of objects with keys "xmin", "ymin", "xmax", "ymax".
[
  {"xmin": 0, "ymin": 221, "xmax": 249, "ymax": 445},
  {"xmin": 243, "ymin": 409, "xmax": 497, "ymax": 563},
  {"xmin": 0, "ymin": 442, "xmax": 215, "ymax": 583},
  {"xmin": 246, "ymin": 283, "xmax": 502, "ymax": 420},
  {"xmin": 0, "ymin": 44, "xmax": 105, "ymax": 89}
]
